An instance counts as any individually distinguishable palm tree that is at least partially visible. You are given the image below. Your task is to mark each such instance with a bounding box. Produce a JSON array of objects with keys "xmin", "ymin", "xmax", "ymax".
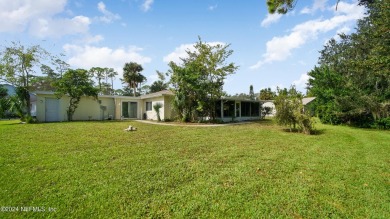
[
  {"xmin": 122, "ymin": 62, "xmax": 147, "ymax": 96},
  {"xmin": 89, "ymin": 67, "xmax": 105, "ymax": 93},
  {"xmin": 106, "ymin": 68, "xmax": 118, "ymax": 95}
]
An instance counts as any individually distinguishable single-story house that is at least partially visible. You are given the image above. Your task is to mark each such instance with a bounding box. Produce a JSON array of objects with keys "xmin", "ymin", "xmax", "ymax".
[
  {"xmin": 33, "ymin": 90, "xmax": 174, "ymax": 122},
  {"xmin": 33, "ymin": 90, "xmax": 264, "ymax": 122}
]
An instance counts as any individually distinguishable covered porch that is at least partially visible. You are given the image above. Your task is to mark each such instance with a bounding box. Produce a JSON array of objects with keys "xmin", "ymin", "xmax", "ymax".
[{"xmin": 215, "ymin": 97, "xmax": 262, "ymax": 122}]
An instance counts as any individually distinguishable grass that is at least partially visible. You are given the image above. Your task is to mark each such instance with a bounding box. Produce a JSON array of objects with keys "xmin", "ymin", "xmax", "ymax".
[{"xmin": 0, "ymin": 119, "xmax": 389, "ymax": 218}]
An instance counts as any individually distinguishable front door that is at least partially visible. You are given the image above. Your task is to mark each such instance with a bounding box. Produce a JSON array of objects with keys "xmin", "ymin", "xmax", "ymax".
[
  {"xmin": 45, "ymin": 98, "xmax": 59, "ymax": 122},
  {"xmin": 236, "ymin": 102, "xmax": 240, "ymax": 118}
]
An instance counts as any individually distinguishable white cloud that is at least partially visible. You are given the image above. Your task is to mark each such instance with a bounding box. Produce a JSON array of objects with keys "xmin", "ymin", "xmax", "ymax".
[
  {"xmin": 63, "ymin": 44, "xmax": 152, "ymax": 75},
  {"xmin": 300, "ymin": 0, "xmax": 328, "ymax": 14},
  {"xmin": 147, "ymin": 74, "xmax": 159, "ymax": 82},
  {"xmin": 250, "ymin": 1, "xmax": 365, "ymax": 69},
  {"xmin": 261, "ymin": 13, "xmax": 282, "ymax": 27},
  {"xmin": 29, "ymin": 16, "xmax": 90, "ymax": 38},
  {"xmin": 292, "ymin": 73, "xmax": 311, "ymax": 90},
  {"xmin": 0, "ymin": 0, "xmax": 66, "ymax": 32},
  {"xmin": 141, "ymin": 0, "xmax": 154, "ymax": 12},
  {"xmin": 163, "ymin": 42, "xmax": 226, "ymax": 64},
  {"xmin": 97, "ymin": 1, "xmax": 120, "ymax": 23},
  {"xmin": 0, "ymin": 0, "xmax": 92, "ymax": 38},
  {"xmin": 82, "ymin": 34, "xmax": 105, "ymax": 44},
  {"xmin": 163, "ymin": 44, "xmax": 194, "ymax": 64}
]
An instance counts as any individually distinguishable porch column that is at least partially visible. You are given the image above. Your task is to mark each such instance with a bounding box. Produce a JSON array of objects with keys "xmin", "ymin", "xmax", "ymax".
[{"xmin": 221, "ymin": 100, "xmax": 224, "ymax": 118}]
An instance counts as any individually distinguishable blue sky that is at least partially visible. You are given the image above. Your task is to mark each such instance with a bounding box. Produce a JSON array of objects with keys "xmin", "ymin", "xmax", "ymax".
[{"xmin": 0, "ymin": 0, "xmax": 365, "ymax": 94}]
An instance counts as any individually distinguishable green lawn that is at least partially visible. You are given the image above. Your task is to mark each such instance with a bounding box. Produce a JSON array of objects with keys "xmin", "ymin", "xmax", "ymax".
[{"xmin": 0, "ymin": 120, "xmax": 389, "ymax": 218}]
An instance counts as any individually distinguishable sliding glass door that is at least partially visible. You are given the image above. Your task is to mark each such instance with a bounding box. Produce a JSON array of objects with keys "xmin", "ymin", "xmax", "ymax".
[{"xmin": 122, "ymin": 102, "xmax": 138, "ymax": 118}]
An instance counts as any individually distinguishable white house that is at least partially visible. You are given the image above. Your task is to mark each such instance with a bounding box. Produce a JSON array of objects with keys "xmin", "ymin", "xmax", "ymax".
[
  {"xmin": 33, "ymin": 90, "xmax": 264, "ymax": 122},
  {"xmin": 34, "ymin": 90, "xmax": 175, "ymax": 122}
]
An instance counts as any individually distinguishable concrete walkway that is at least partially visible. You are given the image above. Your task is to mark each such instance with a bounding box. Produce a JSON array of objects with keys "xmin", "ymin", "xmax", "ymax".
[{"xmin": 135, "ymin": 120, "xmax": 253, "ymax": 127}]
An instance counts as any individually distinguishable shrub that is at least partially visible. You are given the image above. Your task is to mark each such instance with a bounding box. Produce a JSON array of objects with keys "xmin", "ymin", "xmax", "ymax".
[
  {"xmin": 23, "ymin": 115, "xmax": 38, "ymax": 124},
  {"xmin": 295, "ymin": 113, "xmax": 315, "ymax": 134},
  {"xmin": 153, "ymin": 102, "xmax": 163, "ymax": 122},
  {"xmin": 375, "ymin": 117, "xmax": 390, "ymax": 130}
]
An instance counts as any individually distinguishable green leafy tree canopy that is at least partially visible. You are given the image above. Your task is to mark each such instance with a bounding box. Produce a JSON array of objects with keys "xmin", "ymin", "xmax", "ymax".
[{"xmin": 54, "ymin": 69, "xmax": 99, "ymax": 121}]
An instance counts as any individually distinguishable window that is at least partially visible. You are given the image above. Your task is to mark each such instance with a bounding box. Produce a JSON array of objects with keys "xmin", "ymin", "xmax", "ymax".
[
  {"xmin": 241, "ymin": 102, "xmax": 260, "ymax": 117},
  {"xmin": 223, "ymin": 101, "xmax": 235, "ymax": 117},
  {"xmin": 251, "ymin": 102, "xmax": 260, "ymax": 117},
  {"xmin": 241, "ymin": 102, "xmax": 251, "ymax": 117},
  {"xmin": 146, "ymin": 102, "xmax": 152, "ymax": 111},
  {"xmin": 215, "ymin": 101, "xmax": 222, "ymax": 118}
]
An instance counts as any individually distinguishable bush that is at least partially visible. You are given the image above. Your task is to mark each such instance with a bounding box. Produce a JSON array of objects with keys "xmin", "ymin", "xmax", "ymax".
[
  {"xmin": 22, "ymin": 115, "xmax": 38, "ymax": 124},
  {"xmin": 295, "ymin": 113, "xmax": 315, "ymax": 135},
  {"xmin": 375, "ymin": 117, "xmax": 390, "ymax": 130},
  {"xmin": 153, "ymin": 102, "xmax": 163, "ymax": 122},
  {"xmin": 261, "ymin": 106, "xmax": 273, "ymax": 119}
]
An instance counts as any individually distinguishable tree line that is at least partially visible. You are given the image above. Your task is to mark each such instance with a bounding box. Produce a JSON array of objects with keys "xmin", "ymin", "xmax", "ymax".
[{"xmin": 307, "ymin": 0, "xmax": 389, "ymax": 128}]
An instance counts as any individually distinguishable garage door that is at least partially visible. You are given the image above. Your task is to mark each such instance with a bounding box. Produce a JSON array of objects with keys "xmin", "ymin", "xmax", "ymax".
[{"xmin": 45, "ymin": 98, "xmax": 59, "ymax": 122}]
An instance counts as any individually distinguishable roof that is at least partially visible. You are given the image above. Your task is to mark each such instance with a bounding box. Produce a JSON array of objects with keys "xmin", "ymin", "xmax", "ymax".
[
  {"xmin": 32, "ymin": 90, "xmax": 174, "ymax": 99},
  {"xmin": 302, "ymin": 97, "xmax": 316, "ymax": 105},
  {"xmin": 221, "ymin": 96, "xmax": 262, "ymax": 103},
  {"xmin": 140, "ymin": 90, "xmax": 174, "ymax": 99}
]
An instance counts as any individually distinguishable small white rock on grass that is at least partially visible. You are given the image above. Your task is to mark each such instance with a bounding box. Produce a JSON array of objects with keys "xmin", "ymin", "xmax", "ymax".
[{"xmin": 124, "ymin": 125, "xmax": 137, "ymax": 131}]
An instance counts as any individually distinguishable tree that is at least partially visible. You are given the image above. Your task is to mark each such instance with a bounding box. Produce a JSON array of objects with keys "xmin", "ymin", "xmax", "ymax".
[
  {"xmin": 259, "ymin": 88, "xmax": 276, "ymax": 100},
  {"xmin": 0, "ymin": 85, "xmax": 9, "ymax": 118},
  {"xmin": 105, "ymin": 68, "xmax": 118, "ymax": 95},
  {"xmin": 89, "ymin": 67, "xmax": 105, "ymax": 94},
  {"xmin": 274, "ymin": 86, "xmax": 315, "ymax": 134},
  {"xmin": 307, "ymin": 0, "xmax": 390, "ymax": 127},
  {"xmin": 266, "ymin": 0, "xmax": 298, "ymax": 14},
  {"xmin": 54, "ymin": 58, "xmax": 70, "ymax": 78},
  {"xmin": 122, "ymin": 62, "xmax": 147, "ymax": 96},
  {"xmin": 231, "ymin": 93, "xmax": 250, "ymax": 99},
  {"xmin": 150, "ymin": 81, "xmax": 168, "ymax": 93},
  {"xmin": 266, "ymin": 0, "xmax": 373, "ymax": 14},
  {"xmin": 150, "ymin": 71, "xmax": 168, "ymax": 93},
  {"xmin": 54, "ymin": 69, "xmax": 99, "ymax": 121},
  {"xmin": 29, "ymin": 64, "xmax": 59, "ymax": 91},
  {"xmin": 249, "ymin": 85, "xmax": 255, "ymax": 100},
  {"xmin": 0, "ymin": 42, "xmax": 51, "ymax": 117},
  {"xmin": 168, "ymin": 37, "xmax": 238, "ymax": 122}
]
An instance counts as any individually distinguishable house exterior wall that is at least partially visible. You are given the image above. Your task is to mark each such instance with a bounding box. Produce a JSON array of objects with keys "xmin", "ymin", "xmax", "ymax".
[
  {"xmin": 143, "ymin": 96, "xmax": 165, "ymax": 120},
  {"xmin": 35, "ymin": 91, "xmax": 272, "ymax": 123},
  {"xmin": 164, "ymin": 96, "xmax": 174, "ymax": 120},
  {"xmin": 35, "ymin": 93, "xmax": 174, "ymax": 122},
  {"xmin": 114, "ymin": 97, "xmax": 142, "ymax": 120},
  {"xmin": 74, "ymin": 96, "xmax": 116, "ymax": 121},
  {"xmin": 262, "ymin": 102, "xmax": 276, "ymax": 117},
  {"xmin": 36, "ymin": 94, "xmax": 116, "ymax": 122},
  {"xmin": 36, "ymin": 94, "xmax": 66, "ymax": 122}
]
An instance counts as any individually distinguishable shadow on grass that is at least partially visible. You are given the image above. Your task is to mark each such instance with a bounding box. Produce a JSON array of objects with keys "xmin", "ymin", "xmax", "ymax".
[
  {"xmin": 281, "ymin": 128, "xmax": 327, "ymax": 135},
  {"xmin": 1, "ymin": 119, "xmax": 130, "ymax": 126},
  {"xmin": 252, "ymin": 119, "xmax": 275, "ymax": 126}
]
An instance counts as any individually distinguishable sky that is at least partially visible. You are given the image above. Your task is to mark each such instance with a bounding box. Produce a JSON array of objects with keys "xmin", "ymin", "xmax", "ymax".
[{"xmin": 0, "ymin": 0, "xmax": 366, "ymax": 95}]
